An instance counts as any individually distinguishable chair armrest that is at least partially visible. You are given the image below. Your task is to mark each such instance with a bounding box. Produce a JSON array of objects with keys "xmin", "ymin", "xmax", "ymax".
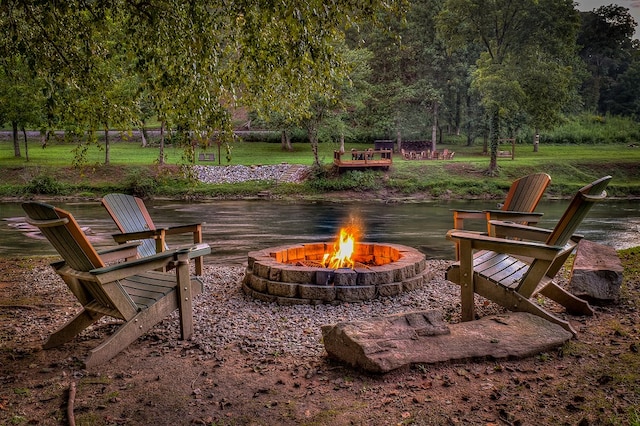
[
  {"xmin": 112, "ymin": 229, "xmax": 165, "ymax": 243},
  {"xmin": 163, "ymin": 223, "xmax": 203, "ymax": 235},
  {"xmin": 485, "ymin": 210, "xmax": 543, "ymax": 223},
  {"xmin": 451, "ymin": 209, "xmax": 486, "ymax": 229},
  {"xmin": 447, "ymin": 229, "xmax": 562, "ymax": 261},
  {"xmin": 488, "ymin": 220, "xmax": 553, "ymax": 241},
  {"xmin": 96, "ymin": 242, "xmax": 141, "ymax": 263},
  {"xmin": 90, "ymin": 248, "xmax": 192, "ymax": 283},
  {"xmin": 91, "ymin": 243, "xmax": 211, "ymax": 284}
]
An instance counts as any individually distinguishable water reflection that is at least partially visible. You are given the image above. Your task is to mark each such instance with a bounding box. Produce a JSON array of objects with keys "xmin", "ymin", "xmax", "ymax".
[{"xmin": 1, "ymin": 199, "xmax": 639, "ymax": 265}]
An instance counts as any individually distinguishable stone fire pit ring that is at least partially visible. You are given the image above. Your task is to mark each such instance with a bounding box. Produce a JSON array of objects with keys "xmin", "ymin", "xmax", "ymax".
[{"xmin": 242, "ymin": 242, "xmax": 434, "ymax": 305}]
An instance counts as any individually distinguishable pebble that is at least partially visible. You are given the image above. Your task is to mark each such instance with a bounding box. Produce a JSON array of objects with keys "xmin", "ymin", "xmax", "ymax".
[
  {"xmin": 14, "ymin": 259, "xmax": 528, "ymax": 364},
  {"xmin": 194, "ymin": 164, "xmax": 310, "ymax": 184}
]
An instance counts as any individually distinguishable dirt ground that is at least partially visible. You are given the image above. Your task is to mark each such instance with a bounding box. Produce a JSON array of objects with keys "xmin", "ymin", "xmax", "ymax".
[{"xmin": 1, "ymin": 250, "xmax": 639, "ymax": 426}]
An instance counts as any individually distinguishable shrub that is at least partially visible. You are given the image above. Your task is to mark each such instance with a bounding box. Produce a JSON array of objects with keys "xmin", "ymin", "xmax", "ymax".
[
  {"xmin": 125, "ymin": 169, "xmax": 158, "ymax": 197},
  {"xmin": 24, "ymin": 175, "xmax": 64, "ymax": 195},
  {"xmin": 306, "ymin": 169, "xmax": 381, "ymax": 191}
]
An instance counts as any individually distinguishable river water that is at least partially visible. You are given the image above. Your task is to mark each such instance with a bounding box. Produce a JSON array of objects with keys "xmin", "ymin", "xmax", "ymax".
[{"xmin": 1, "ymin": 199, "xmax": 639, "ymax": 265}]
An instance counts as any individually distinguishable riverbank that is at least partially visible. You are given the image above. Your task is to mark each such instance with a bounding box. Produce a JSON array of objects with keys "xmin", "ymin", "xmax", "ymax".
[
  {"xmin": 1, "ymin": 248, "xmax": 639, "ymax": 425},
  {"xmin": 2, "ymin": 141, "xmax": 640, "ymax": 201}
]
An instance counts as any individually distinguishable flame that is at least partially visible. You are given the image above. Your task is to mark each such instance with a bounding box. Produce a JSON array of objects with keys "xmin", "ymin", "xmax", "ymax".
[{"xmin": 323, "ymin": 223, "xmax": 361, "ymax": 269}]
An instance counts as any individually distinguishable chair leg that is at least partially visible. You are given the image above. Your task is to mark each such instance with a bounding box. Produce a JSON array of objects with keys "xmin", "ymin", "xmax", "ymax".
[
  {"xmin": 458, "ymin": 240, "xmax": 475, "ymax": 321},
  {"xmin": 175, "ymin": 253, "xmax": 194, "ymax": 340},
  {"xmin": 84, "ymin": 295, "xmax": 178, "ymax": 368},
  {"xmin": 498, "ymin": 290, "xmax": 577, "ymax": 336},
  {"xmin": 538, "ymin": 283, "xmax": 594, "ymax": 316},
  {"xmin": 44, "ymin": 309, "xmax": 104, "ymax": 349},
  {"xmin": 194, "ymin": 256, "xmax": 203, "ymax": 277}
]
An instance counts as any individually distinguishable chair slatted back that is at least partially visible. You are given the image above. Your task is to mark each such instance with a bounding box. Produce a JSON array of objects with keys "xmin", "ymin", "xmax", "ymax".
[
  {"xmin": 501, "ymin": 172, "xmax": 551, "ymax": 212},
  {"xmin": 546, "ymin": 176, "xmax": 611, "ymax": 247},
  {"xmin": 102, "ymin": 193, "xmax": 161, "ymax": 258},
  {"xmin": 22, "ymin": 201, "xmax": 138, "ymax": 318},
  {"xmin": 22, "ymin": 202, "xmax": 104, "ymax": 271},
  {"xmin": 515, "ymin": 176, "xmax": 611, "ymax": 295}
]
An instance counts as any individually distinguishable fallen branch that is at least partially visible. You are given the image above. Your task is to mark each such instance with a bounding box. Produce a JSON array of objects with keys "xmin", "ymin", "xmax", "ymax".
[{"xmin": 67, "ymin": 382, "xmax": 76, "ymax": 426}]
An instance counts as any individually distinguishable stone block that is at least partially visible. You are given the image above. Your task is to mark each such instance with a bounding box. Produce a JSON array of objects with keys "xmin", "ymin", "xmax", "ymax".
[
  {"xmin": 569, "ymin": 240, "xmax": 623, "ymax": 303},
  {"xmin": 280, "ymin": 267, "xmax": 315, "ymax": 284},
  {"xmin": 303, "ymin": 243, "xmax": 327, "ymax": 259},
  {"xmin": 247, "ymin": 274, "xmax": 268, "ymax": 292},
  {"xmin": 333, "ymin": 268, "xmax": 357, "ymax": 286},
  {"xmin": 402, "ymin": 274, "xmax": 424, "ymax": 291},
  {"xmin": 377, "ymin": 282, "xmax": 403, "ymax": 297},
  {"xmin": 253, "ymin": 262, "xmax": 272, "ymax": 279},
  {"xmin": 336, "ymin": 285, "xmax": 376, "ymax": 302},
  {"xmin": 266, "ymin": 281, "xmax": 298, "ymax": 298},
  {"xmin": 393, "ymin": 263, "xmax": 416, "ymax": 281},
  {"xmin": 299, "ymin": 284, "xmax": 336, "ymax": 301}
]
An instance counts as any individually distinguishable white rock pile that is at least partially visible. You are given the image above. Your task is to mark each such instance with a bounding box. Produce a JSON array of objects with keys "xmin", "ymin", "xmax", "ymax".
[{"xmin": 194, "ymin": 164, "xmax": 310, "ymax": 184}]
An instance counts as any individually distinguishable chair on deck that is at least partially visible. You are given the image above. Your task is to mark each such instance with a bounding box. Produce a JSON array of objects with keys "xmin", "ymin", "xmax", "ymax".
[
  {"xmin": 22, "ymin": 201, "xmax": 211, "ymax": 367},
  {"xmin": 102, "ymin": 193, "xmax": 206, "ymax": 276},
  {"xmin": 445, "ymin": 176, "xmax": 611, "ymax": 335},
  {"xmin": 452, "ymin": 173, "xmax": 551, "ymax": 259}
]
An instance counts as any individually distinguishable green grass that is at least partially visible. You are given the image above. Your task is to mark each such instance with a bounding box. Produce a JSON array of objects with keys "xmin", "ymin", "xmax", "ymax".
[{"xmin": 2, "ymin": 137, "xmax": 640, "ymax": 199}]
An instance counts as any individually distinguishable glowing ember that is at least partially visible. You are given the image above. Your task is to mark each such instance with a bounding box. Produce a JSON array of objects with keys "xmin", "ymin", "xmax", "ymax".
[{"xmin": 322, "ymin": 223, "xmax": 362, "ymax": 269}]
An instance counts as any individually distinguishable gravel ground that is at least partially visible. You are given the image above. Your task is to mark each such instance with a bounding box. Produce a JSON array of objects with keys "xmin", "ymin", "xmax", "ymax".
[{"xmin": 13, "ymin": 259, "xmax": 496, "ymax": 362}]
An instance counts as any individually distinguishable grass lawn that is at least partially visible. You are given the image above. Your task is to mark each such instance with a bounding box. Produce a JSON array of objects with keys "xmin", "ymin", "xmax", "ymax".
[{"xmin": 1, "ymin": 137, "xmax": 640, "ymax": 198}]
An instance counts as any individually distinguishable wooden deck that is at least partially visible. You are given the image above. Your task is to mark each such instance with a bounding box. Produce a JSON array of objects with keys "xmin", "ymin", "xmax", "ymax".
[{"xmin": 333, "ymin": 149, "xmax": 393, "ymax": 171}]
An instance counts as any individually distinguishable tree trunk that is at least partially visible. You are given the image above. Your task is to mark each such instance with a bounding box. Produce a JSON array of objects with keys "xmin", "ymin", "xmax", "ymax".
[
  {"xmin": 12, "ymin": 121, "xmax": 21, "ymax": 157},
  {"xmin": 431, "ymin": 102, "xmax": 438, "ymax": 154},
  {"xmin": 396, "ymin": 128, "xmax": 402, "ymax": 152},
  {"xmin": 159, "ymin": 120, "xmax": 165, "ymax": 165},
  {"xmin": 281, "ymin": 130, "xmax": 293, "ymax": 151},
  {"xmin": 466, "ymin": 94, "xmax": 473, "ymax": 146},
  {"xmin": 141, "ymin": 126, "xmax": 148, "ymax": 147},
  {"xmin": 22, "ymin": 127, "xmax": 29, "ymax": 162},
  {"xmin": 104, "ymin": 126, "xmax": 110, "ymax": 165},
  {"xmin": 40, "ymin": 130, "xmax": 48, "ymax": 148},
  {"xmin": 306, "ymin": 123, "xmax": 320, "ymax": 166},
  {"xmin": 455, "ymin": 91, "xmax": 461, "ymax": 136},
  {"xmin": 339, "ymin": 134, "xmax": 345, "ymax": 154},
  {"xmin": 533, "ymin": 128, "xmax": 539, "ymax": 152},
  {"xmin": 488, "ymin": 106, "xmax": 500, "ymax": 174}
]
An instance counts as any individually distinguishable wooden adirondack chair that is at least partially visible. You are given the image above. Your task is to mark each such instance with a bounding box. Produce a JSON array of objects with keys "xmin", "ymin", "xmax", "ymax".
[
  {"xmin": 102, "ymin": 193, "xmax": 206, "ymax": 275},
  {"xmin": 22, "ymin": 201, "xmax": 211, "ymax": 367},
  {"xmin": 451, "ymin": 173, "xmax": 551, "ymax": 259},
  {"xmin": 445, "ymin": 176, "xmax": 611, "ymax": 335}
]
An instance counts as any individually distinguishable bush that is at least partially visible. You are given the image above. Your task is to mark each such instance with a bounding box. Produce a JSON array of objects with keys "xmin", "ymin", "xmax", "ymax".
[
  {"xmin": 125, "ymin": 169, "xmax": 158, "ymax": 197},
  {"xmin": 306, "ymin": 169, "xmax": 381, "ymax": 192},
  {"xmin": 24, "ymin": 175, "xmax": 64, "ymax": 195}
]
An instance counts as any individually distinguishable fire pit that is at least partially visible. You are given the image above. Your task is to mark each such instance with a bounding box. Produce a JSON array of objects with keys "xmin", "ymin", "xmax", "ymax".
[{"xmin": 242, "ymin": 241, "xmax": 433, "ymax": 305}]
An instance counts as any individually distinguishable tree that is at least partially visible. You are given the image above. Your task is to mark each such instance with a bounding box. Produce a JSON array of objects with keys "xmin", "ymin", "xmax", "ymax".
[
  {"xmin": 438, "ymin": 0, "xmax": 580, "ymax": 173},
  {"xmin": 578, "ymin": 5, "xmax": 638, "ymax": 115},
  {"xmin": 0, "ymin": 55, "xmax": 45, "ymax": 159},
  {"xmin": 2, "ymin": 1, "xmax": 406, "ymax": 166},
  {"xmin": 350, "ymin": 0, "xmax": 454, "ymax": 151}
]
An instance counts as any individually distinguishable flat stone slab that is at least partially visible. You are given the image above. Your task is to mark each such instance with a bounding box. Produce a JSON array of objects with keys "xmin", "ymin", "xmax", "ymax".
[
  {"xmin": 569, "ymin": 239, "xmax": 623, "ymax": 303},
  {"xmin": 321, "ymin": 310, "xmax": 573, "ymax": 373}
]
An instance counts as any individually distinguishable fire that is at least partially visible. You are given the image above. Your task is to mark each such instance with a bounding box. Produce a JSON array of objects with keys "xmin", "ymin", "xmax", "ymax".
[{"xmin": 323, "ymin": 222, "xmax": 362, "ymax": 269}]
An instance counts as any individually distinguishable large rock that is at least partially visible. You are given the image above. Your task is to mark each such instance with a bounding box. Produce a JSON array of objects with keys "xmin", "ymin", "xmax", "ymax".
[
  {"xmin": 569, "ymin": 240, "xmax": 623, "ymax": 303},
  {"xmin": 321, "ymin": 310, "xmax": 572, "ymax": 373}
]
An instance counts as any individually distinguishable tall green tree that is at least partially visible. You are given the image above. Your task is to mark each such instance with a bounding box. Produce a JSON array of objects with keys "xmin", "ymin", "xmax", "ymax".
[
  {"xmin": 350, "ymin": 0, "xmax": 454, "ymax": 151},
  {"xmin": 2, "ymin": 1, "xmax": 406, "ymax": 166},
  {"xmin": 0, "ymin": 55, "xmax": 45, "ymax": 160},
  {"xmin": 438, "ymin": 0, "xmax": 580, "ymax": 173},
  {"xmin": 578, "ymin": 5, "xmax": 638, "ymax": 115}
]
